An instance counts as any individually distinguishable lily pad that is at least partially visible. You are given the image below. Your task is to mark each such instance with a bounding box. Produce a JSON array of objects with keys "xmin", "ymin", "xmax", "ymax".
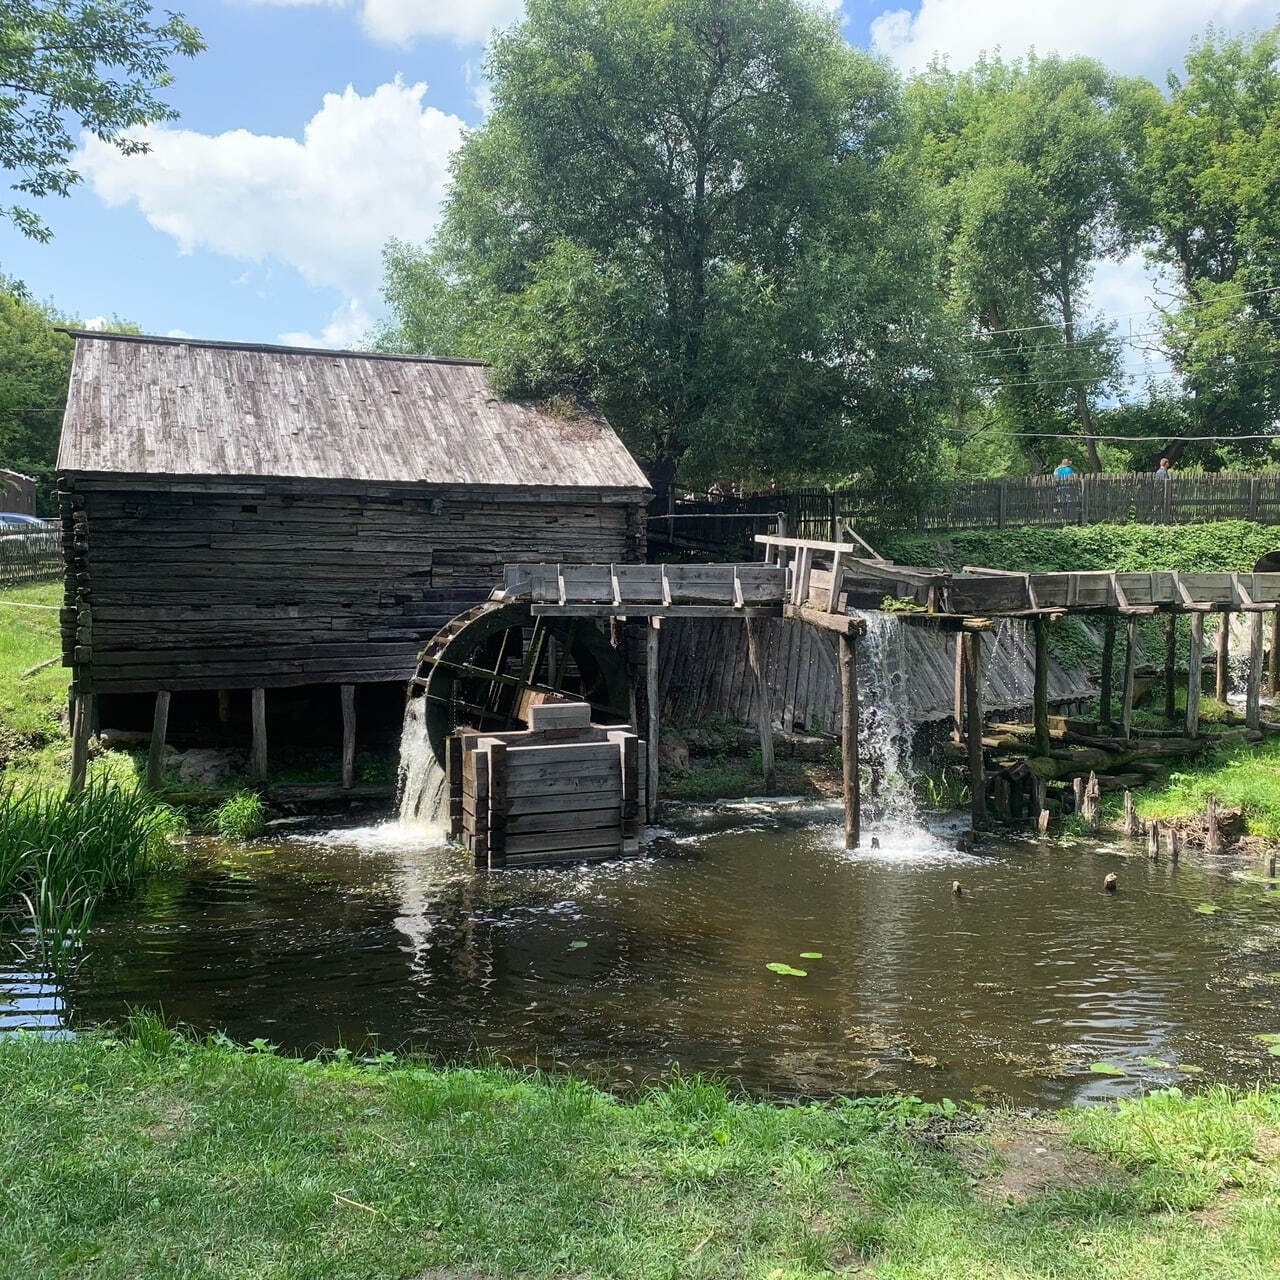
[
  {"xmin": 1176, "ymin": 1063, "xmax": 1204, "ymax": 1074},
  {"xmin": 799, "ymin": 952, "xmax": 823, "ymax": 960},
  {"xmin": 1193, "ymin": 903, "xmax": 1220, "ymax": 915},
  {"xmin": 1255, "ymin": 1033, "xmax": 1280, "ymax": 1054},
  {"xmin": 766, "ymin": 962, "xmax": 807, "ymax": 977},
  {"xmin": 1089, "ymin": 1062, "xmax": 1127, "ymax": 1076},
  {"xmin": 567, "ymin": 940, "xmax": 588, "ymax": 951},
  {"xmin": 1139, "ymin": 1056, "xmax": 1174, "ymax": 1069}
]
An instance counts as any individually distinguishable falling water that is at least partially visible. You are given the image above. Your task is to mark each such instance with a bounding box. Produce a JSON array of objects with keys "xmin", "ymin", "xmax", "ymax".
[
  {"xmin": 396, "ymin": 698, "xmax": 449, "ymax": 836},
  {"xmin": 852, "ymin": 611, "xmax": 944, "ymax": 852}
]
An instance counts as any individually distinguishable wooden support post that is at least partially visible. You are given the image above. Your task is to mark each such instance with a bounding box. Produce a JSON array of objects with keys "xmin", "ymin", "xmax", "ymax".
[
  {"xmin": 250, "ymin": 687, "xmax": 267, "ymax": 780},
  {"xmin": 1186, "ymin": 611, "xmax": 1203, "ymax": 737},
  {"xmin": 217, "ymin": 689, "xmax": 231, "ymax": 725},
  {"xmin": 1072, "ymin": 775, "xmax": 1086, "ymax": 814},
  {"xmin": 1247, "ymin": 609, "xmax": 1264, "ymax": 730},
  {"xmin": 69, "ymin": 691, "xmax": 93, "ymax": 794},
  {"xmin": 1121, "ymin": 617, "xmax": 1137, "ymax": 741},
  {"xmin": 1216, "ymin": 610, "xmax": 1231, "ymax": 704},
  {"xmin": 1147, "ymin": 821, "xmax": 1160, "ymax": 860},
  {"xmin": 1163, "ymin": 613, "xmax": 1177, "ymax": 722},
  {"xmin": 1033, "ymin": 615, "xmax": 1050, "ymax": 758},
  {"xmin": 146, "ymin": 690, "xmax": 171, "ymax": 792},
  {"xmin": 487, "ymin": 741, "xmax": 508, "ymax": 867},
  {"xmin": 1099, "ymin": 615, "xmax": 1116, "ymax": 728},
  {"xmin": 963, "ymin": 631, "xmax": 986, "ymax": 827},
  {"xmin": 745, "ymin": 618, "xmax": 776, "ymax": 793},
  {"xmin": 1206, "ymin": 797, "xmax": 1221, "ymax": 855},
  {"xmin": 951, "ymin": 633, "xmax": 964, "ymax": 744},
  {"xmin": 838, "ymin": 630, "xmax": 860, "ymax": 850},
  {"xmin": 1270, "ymin": 606, "xmax": 1280, "ymax": 697},
  {"xmin": 1083, "ymin": 771, "xmax": 1101, "ymax": 833},
  {"xmin": 340, "ymin": 684, "xmax": 356, "ymax": 790},
  {"xmin": 1167, "ymin": 827, "xmax": 1181, "ymax": 864},
  {"xmin": 646, "ymin": 620, "xmax": 659, "ymax": 823}
]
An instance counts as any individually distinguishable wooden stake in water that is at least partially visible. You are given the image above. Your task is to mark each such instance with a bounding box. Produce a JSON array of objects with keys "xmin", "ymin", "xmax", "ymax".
[
  {"xmin": 1147, "ymin": 820, "xmax": 1160, "ymax": 860},
  {"xmin": 1167, "ymin": 827, "xmax": 1181, "ymax": 864},
  {"xmin": 1083, "ymin": 772, "xmax": 1101, "ymax": 833},
  {"xmin": 1123, "ymin": 790, "xmax": 1138, "ymax": 838},
  {"xmin": 1206, "ymin": 796, "xmax": 1221, "ymax": 855}
]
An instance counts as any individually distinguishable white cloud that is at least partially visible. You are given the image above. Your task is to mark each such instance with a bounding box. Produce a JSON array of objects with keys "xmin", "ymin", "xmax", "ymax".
[
  {"xmin": 82, "ymin": 315, "xmax": 108, "ymax": 330},
  {"xmin": 871, "ymin": 0, "xmax": 1274, "ymax": 76},
  {"xmin": 244, "ymin": 0, "xmax": 523, "ymax": 46},
  {"xmin": 165, "ymin": 328, "xmax": 195, "ymax": 339},
  {"xmin": 278, "ymin": 297, "xmax": 376, "ymax": 349},
  {"xmin": 78, "ymin": 78, "xmax": 464, "ymax": 315}
]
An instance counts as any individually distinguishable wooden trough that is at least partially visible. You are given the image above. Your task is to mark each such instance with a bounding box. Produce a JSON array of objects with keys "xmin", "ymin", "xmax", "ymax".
[{"xmin": 447, "ymin": 702, "xmax": 644, "ymax": 869}]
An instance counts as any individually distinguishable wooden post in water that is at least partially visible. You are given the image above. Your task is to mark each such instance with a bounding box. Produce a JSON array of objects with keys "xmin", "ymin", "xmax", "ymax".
[
  {"xmin": 951, "ymin": 633, "xmax": 964, "ymax": 744},
  {"xmin": 646, "ymin": 619, "xmax": 659, "ymax": 823},
  {"xmin": 1099, "ymin": 615, "xmax": 1116, "ymax": 729},
  {"xmin": 340, "ymin": 684, "xmax": 356, "ymax": 790},
  {"xmin": 146, "ymin": 690, "xmax": 171, "ymax": 792},
  {"xmin": 69, "ymin": 690, "xmax": 93, "ymax": 794},
  {"xmin": 745, "ymin": 618, "xmax": 776, "ymax": 793},
  {"xmin": 1033, "ymin": 615, "xmax": 1050, "ymax": 758},
  {"xmin": 1186, "ymin": 611, "xmax": 1203, "ymax": 738},
  {"xmin": 251, "ymin": 687, "xmax": 268, "ymax": 781},
  {"xmin": 963, "ymin": 630, "xmax": 986, "ymax": 827},
  {"xmin": 1207, "ymin": 797, "xmax": 1222, "ymax": 855},
  {"xmin": 1163, "ymin": 613, "xmax": 1177, "ymax": 722},
  {"xmin": 1216, "ymin": 610, "xmax": 1231, "ymax": 704},
  {"xmin": 1123, "ymin": 789, "xmax": 1138, "ymax": 838},
  {"xmin": 1121, "ymin": 617, "xmax": 1137, "ymax": 741},
  {"xmin": 1247, "ymin": 609, "xmax": 1264, "ymax": 730},
  {"xmin": 839, "ymin": 629, "xmax": 860, "ymax": 850}
]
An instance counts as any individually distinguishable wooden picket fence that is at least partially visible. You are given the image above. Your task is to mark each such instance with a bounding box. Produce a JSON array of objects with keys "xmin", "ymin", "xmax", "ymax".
[
  {"xmin": 650, "ymin": 472, "xmax": 1280, "ymax": 555},
  {"xmin": 0, "ymin": 528, "xmax": 62, "ymax": 587}
]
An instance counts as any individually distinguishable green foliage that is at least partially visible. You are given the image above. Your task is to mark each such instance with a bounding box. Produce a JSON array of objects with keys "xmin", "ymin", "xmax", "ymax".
[
  {"xmin": 212, "ymin": 790, "xmax": 265, "ymax": 842},
  {"xmin": 910, "ymin": 53, "xmax": 1161, "ymax": 470},
  {"xmin": 1134, "ymin": 25, "xmax": 1280, "ymax": 459},
  {"xmin": 0, "ymin": 0, "xmax": 203, "ymax": 241},
  {"xmin": 1133, "ymin": 737, "xmax": 1280, "ymax": 838},
  {"xmin": 0, "ymin": 778, "xmax": 181, "ymax": 951},
  {"xmin": 0, "ymin": 580, "xmax": 66, "ymax": 758},
  {"xmin": 1, "ymin": 1028, "xmax": 1279, "ymax": 1279},
  {"xmin": 916, "ymin": 765, "xmax": 969, "ymax": 809},
  {"xmin": 379, "ymin": 0, "xmax": 951, "ymax": 499},
  {"xmin": 883, "ymin": 520, "xmax": 1280, "ymax": 575}
]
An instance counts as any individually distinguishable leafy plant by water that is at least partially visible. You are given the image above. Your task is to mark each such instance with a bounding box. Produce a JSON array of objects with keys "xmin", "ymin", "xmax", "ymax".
[
  {"xmin": 212, "ymin": 791, "xmax": 266, "ymax": 842},
  {"xmin": 0, "ymin": 779, "xmax": 182, "ymax": 958}
]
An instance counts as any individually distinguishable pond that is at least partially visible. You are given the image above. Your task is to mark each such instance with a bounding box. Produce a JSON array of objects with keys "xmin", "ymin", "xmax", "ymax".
[{"xmin": 3, "ymin": 807, "xmax": 1279, "ymax": 1106}]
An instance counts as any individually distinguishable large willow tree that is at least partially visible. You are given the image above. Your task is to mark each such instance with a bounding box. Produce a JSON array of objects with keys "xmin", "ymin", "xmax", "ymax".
[{"xmin": 379, "ymin": 0, "xmax": 950, "ymax": 503}]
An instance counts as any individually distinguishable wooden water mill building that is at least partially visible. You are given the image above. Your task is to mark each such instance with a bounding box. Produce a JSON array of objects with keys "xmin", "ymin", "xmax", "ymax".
[{"xmin": 56, "ymin": 332, "xmax": 650, "ymax": 786}]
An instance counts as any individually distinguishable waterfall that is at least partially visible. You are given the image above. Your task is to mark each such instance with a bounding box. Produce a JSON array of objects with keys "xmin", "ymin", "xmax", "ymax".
[{"xmin": 396, "ymin": 698, "xmax": 449, "ymax": 836}]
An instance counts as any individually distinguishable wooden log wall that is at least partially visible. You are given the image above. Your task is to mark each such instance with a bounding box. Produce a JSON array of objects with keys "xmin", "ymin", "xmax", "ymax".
[
  {"xmin": 59, "ymin": 477, "xmax": 646, "ymax": 696},
  {"xmin": 657, "ymin": 617, "xmax": 1092, "ymax": 735}
]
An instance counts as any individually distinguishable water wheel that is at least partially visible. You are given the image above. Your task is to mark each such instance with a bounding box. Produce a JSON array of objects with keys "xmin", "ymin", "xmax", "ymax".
[{"xmin": 408, "ymin": 600, "xmax": 632, "ymax": 765}]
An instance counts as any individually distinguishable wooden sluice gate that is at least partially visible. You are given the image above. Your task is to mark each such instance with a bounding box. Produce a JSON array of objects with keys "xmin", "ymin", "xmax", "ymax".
[
  {"xmin": 448, "ymin": 702, "xmax": 644, "ymax": 869},
  {"xmin": 412, "ymin": 535, "xmax": 1280, "ymax": 861}
]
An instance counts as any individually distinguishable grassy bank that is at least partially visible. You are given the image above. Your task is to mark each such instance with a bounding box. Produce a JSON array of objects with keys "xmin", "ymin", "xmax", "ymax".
[
  {"xmin": 1, "ymin": 1027, "xmax": 1278, "ymax": 1280},
  {"xmin": 0, "ymin": 580, "xmax": 67, "ymax": 769},
  {"xmin": 1117, "ymin": 735, "xmax": 1280, "ymax": 840}
]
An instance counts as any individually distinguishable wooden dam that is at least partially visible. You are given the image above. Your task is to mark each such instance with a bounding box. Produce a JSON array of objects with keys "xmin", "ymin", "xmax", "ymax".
[{"xmin": 406, "ymin": 533, "xmax": 1280, "ymax": 866}]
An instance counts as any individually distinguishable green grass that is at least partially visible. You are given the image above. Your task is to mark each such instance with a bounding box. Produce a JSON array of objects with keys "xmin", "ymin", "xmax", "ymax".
[
  {"xmin": 0, "ymin": 580, "xmax": 67, "ymax": 758},
  {"xmin": 1125, "ymin": 736, "xmax": 1280, "ymax": 838},
  {"xmin": 211, "ymin": 790, "xmax": 266, "ymax": 841},
  {"xmin": 1, "ymin": 1025, "xmax": 1278, "ymax": 1279}
]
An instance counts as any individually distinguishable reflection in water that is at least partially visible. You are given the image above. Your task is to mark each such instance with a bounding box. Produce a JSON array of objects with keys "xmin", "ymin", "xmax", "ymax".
[{"xmin": 2, "ymin": 816, "xmax": 1279, "ymax": 1106}]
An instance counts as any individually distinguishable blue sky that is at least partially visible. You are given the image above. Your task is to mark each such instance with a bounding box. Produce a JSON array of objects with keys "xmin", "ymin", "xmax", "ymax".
[{"xmin": 0, "ymin": 0, "xmax": 1274, "ymax": 352}]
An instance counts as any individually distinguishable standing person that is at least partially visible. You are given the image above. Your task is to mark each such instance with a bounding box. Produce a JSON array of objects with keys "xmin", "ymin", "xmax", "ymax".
[
  {"xmin": 1155, "ymin": 457, "xmax": 1170, "ymax": 479},
  {"xmin": 1053, "ymin": 457, "xmax": 1076, "ymax": 518},
  {"xmin": 1054, "ymin": 457, "xmax": 1075, "ymax": 481}
]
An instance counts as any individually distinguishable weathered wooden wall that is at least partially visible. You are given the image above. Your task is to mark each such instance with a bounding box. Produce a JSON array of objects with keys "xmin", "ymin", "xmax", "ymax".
[
  {"xmin": 61, "ymin": 477, "xmax": 646, "ymax": 695},
  {"xmin": 658, "ymin": 616, "xmax": 1091, "ymax": 733}
]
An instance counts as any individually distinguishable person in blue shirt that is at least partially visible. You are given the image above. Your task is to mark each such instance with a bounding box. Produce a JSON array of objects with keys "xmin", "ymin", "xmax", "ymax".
[{"xmin": 1053, "ymin": 457, "xmax": 1075, "ymax": 480}]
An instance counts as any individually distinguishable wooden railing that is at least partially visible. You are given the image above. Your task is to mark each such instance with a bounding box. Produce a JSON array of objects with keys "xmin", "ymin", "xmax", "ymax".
[
  {"xmin": 649, "ymin": 472, "xmax": 1280, "ymax": 554},
  {"xmin": 0, "ymin": 528, "xmax": 61, "ymax": 588}
]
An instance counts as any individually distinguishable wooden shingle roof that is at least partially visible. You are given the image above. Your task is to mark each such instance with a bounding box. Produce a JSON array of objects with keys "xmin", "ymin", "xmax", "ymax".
[{"xmin": 57, "ymin": 332, "xmax": 651, "ymax": 492}]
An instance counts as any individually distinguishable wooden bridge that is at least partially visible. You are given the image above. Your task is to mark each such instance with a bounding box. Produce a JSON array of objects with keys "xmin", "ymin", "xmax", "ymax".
[{"xmin": 492, "ymin": 535, "xmax": 1280, "ymax": 852}]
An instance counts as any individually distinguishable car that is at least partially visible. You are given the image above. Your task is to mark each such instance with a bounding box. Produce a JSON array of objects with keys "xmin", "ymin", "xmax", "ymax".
[{"xmin": 0, "ymin": 512, "xmax": 54, "ymax": 529}]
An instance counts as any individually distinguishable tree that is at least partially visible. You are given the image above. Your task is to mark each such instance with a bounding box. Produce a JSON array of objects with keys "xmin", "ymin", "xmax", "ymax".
[
  {"xmin": 1134, "ymin": 25, "xmax": 1280, "ymax": 463},
  {"xmin": 910, "ymin": 54, "xmax": 1161, "ymax": 471},
  {"xmin": 379, "ymin": 0, "xmax": 951, "ymax": 505},
  {"xmin": 0, "ymin": 0, "xmax": 202, "ymax": 240}
]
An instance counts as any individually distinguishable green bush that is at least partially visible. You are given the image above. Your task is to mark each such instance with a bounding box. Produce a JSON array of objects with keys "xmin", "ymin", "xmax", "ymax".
[{"xmin": 212, "ymin": 790, "xmax": 266, "ymax": 842}]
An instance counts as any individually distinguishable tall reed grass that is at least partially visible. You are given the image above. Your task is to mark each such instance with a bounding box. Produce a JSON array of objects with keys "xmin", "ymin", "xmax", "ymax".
[{"xmin": 0, "ymin": 780, "xmax": 183, "ymax": 959}]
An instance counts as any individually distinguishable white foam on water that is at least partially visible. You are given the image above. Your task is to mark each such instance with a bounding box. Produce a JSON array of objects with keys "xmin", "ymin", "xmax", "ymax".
[{"xmin": 395, "ymin": 697, "xmax": 449, "ymax": 841}]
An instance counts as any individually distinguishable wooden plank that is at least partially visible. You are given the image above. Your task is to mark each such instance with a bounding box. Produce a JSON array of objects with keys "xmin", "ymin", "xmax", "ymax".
[
  {"xmin": 487, "ymin": 741, "xmax": 508, "ymax": 863},
  {"xmin": 839, "ymin": 630, "xmax": 860, "ymax": 850},
  {"xmin": 527, "ymin": 702, "xmax": 592, "ymax": 729},
  {"xmin": 964, "ymin": 631, "xmax": 986, "ymax": 826},
  {"xmin": 146, "ymin": 690, "xmax": 170, "ymax": 791},
  {"xmin": 251, "ymin": 687, "xmax": 267, "ymax": 780},
  {"xmin": 647, "ymin": 620, "xmax": 659, "ymax": 823},
  {"xmin": 1186, "ymin": 611, "xmax": 1203, "ymax": 738},
  {"xmin": 1033, "ymin": 616, "xmax": 1050, "ymax": 757},
  {"xmin": 504, "ymin": 826, "xmax": 623, "ymax": 856},
  {"xmin": 1216, "ymin": 610, "xmax": 1231, "ymax": 703},
  {"xmin": 340, "ymin": 684, "xmax": 356, "ymax": 789}
]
